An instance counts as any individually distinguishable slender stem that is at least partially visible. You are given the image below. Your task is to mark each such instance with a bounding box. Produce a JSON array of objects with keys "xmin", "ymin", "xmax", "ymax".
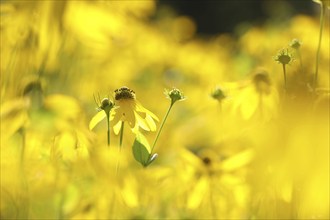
[
  {"xmin": 282, "ymin": 64, "xmax": 287, "ymax": 91},
  {"xmin": 119, "ymin": 121, "xmax": 124, "ymax": 148},
  {"xmin": 106, "ymin": 113, "xmax": 110, "ymax": 146},
  {"xmin": 150, "ymin": 104, "xmax": 173, "ymax": 155},
  {"xmin": 314, "ymin": 3, "xmax": 325, "ymax": 89},
  {"xmin": 297, "ymin": 49, "xmax": 303, "ymax": 70},
  {"xmin": 116, "ymin": 122, "xmax": 124, "ymax": 175}
]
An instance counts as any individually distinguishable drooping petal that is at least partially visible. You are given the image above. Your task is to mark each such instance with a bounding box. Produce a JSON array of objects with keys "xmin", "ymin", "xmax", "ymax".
[
  {"xmin": 111, "ymin": 106, "xmax": 122, "ymax": 122},
  {"xmin": 135, "ymin": 111, "xmax": 151, "ymax": 131},
  {"xmin": 135, "ymin": 101, "xmax": 159, "ymax": 121},
  {"xmin": 89, "ymin": 110, "xmax": 106, "ymax": 130},
  {"xmin": 115, "ymin": 99, "xmax": 136, "ymax": 128},
  {"xmin": 145, "ymin": 114, "xmax": 157, "ymax": 131},
  {"xmin": 125, "ymin": 109, "xmax": 136, "ymax": 128},
  {"xmin": 109, "ymin": 108, "xmax": 116, "ymax": 121}
]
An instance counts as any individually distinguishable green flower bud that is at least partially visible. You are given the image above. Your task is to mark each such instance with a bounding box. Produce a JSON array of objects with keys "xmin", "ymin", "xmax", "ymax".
[
  {"xmin": 211, "ymin": 86, "xmax": 226, "ymax": 102},
  {"xmin": 100, "ymin": 98, "xmax": 114, "ymax": 114},
  {"xmin": 289, "ymin": 39, "xmax": 302, "ymax": 50},
  {"xmin": 165, "ymin": 88, "xmax": 185, "ymax": 105},
  {"xmin": 274, "ymin": 48, "xmax": 294, "ymax": 65}
]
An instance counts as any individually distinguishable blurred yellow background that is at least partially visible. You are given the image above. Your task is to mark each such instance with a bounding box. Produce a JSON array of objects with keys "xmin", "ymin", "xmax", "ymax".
[{"xmin": 1, "ymin": 1, "xmax": 329, "ymax": 219}]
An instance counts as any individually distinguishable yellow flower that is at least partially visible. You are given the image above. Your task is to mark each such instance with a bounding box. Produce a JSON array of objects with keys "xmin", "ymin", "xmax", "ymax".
[
  {"xmin": 231, "ymin": 70, "xmax": 279, "ymax": 121},
  {"xmin": 111, "ymin": 86, "xmax": 159, "ymax": 134},
  {"xmin": 289, "ymin": 38, "xmax": 302, "ymax": 50}
]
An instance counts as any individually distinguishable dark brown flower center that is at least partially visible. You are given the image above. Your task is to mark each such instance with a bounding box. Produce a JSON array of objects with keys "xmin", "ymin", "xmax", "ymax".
[{"xmin": 114, "ymin": 86, "xmax": 136, "ymax": 100}]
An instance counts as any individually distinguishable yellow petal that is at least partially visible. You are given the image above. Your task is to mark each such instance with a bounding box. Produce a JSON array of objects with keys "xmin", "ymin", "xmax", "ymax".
[
  {"xmin": 113, "ymin": 121, "xmax": 122, "ymax": 135},
  {"xmin": 135, "ymin": 112, "xmax": 150, "ymax": 131},
  {"xmin": 221, "ymin": 149, "xmax": 254, "ymax": 172},
  {"xmin": 135, "ymin": 101, "xmax": 159, "ymax": 121},
  {"xmin": 89, "ymin": 110, "xmax": 106, "ymax": 130},
  {"xmin": 187, "ymin": 176, "xmax": 208, "ymax": 209},
  {"xmin": 239, "ymin": 87, "xmax": 258, "ymax": 120},
  {"xmin": 125, "ymin": 109, "xmax": 136, "ymax": 128},
  {"xmin": 109, "ymin": 109, "xmax": 116, "ymax": 121},
  {"xmin": 44, "ymin": 94, "xmax": 81, "ymax": 120},
  {"xmin": 145, "ymin": 114, "xmax": 156, "ymax": 131},
  {"xmin": 111, "ymin": 107, "xmax": 122, "ymax": 124}
]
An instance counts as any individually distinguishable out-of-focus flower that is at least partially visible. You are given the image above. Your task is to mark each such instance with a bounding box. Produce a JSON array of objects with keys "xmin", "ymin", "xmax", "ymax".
[
  {"xmin": 231, "ymin": 70, "xmax": 279, "ymax": 121},
  {"xmin": 211, "ymin": 86, "xmax": 226, "ymax": 102},
  {"xmin": 252, "ymin": 71, "xmax": 272, "ymax": 95},
  {"xmin": 159, "ymin": 146, "xmax": 252, "ymax": 219},
  {"xmin": 44, "ymin": 94, "xmax": 92, "ymax": 162},
  {"xmin": 289, "ymin": 38, "xmax": 302, "ymax": 50},
  {"xmin": 111, "ymin": 86, "xmax": 158, "ymax": 134}
]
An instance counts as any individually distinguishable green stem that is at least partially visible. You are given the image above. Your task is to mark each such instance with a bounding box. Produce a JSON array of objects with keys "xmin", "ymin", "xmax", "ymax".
[
  {"xmin": 314, "ymin": 3, "xmax": 325, "ymax": 89},
  {"xmin": 106, "ymin": 113, "xmax": 110, "ymax": 146},
  {"xmin": 119, "ymin": 121, "xmax": 124, "ymax": 148},
  {"xmin": 297, "ymin": 49, "xmax": 303, "ymax": 70},
  {"xmin": 116, "ymin": 122, "xmax": 124, "ymax": 175},
  {"xmin": 282, "ymin": 64, "xmax": 287, "ymax": 91},
  {"xmin": 150, "ymin": 103, "xmax": 173, "ymax": 155}
]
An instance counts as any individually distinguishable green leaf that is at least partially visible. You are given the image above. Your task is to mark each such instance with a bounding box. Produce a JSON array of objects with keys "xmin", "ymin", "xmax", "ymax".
[{"xmin": 132, "ymin": 132, "xmax": 151, "ymax": 167}]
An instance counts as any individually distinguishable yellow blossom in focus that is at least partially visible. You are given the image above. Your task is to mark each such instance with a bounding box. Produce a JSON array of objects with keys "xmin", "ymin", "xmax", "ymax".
[{"xmin": 111, "ymin": 86, "xmax": 159, "ymax": 134}]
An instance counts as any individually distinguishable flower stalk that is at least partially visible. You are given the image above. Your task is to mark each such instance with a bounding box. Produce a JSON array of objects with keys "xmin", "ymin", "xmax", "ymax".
[
  {"xmin": 274, "ymin": 48, "xmax": 293, "ymax": 91},
  {"xmin": 290, "ymin": 39, "xmax": 303, "ymax": 70},
  {"xmin": 106, "ymin": 112, "xmax": 111, "ymax": 146},
  {"xmin": 314, "ymin": 2, "xmax": 326, "ymax": 89},
  {"xmin": 282, "ymin": 63, "xmax": 287, "ymax": 90},
  {"xmin": 150, "ymin": 88, "xmax": 185, "ymax": 156},
  {"xmin": 150, "ymin": 103, "xmax": 173, "ymax": 155},
  {"xmin": 119, "ymin": 121, "xmax": 124, "ymax": 148},
  {"xmin": 93, "ymin": 95, "xmax": 115, "ymax": 146}
]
